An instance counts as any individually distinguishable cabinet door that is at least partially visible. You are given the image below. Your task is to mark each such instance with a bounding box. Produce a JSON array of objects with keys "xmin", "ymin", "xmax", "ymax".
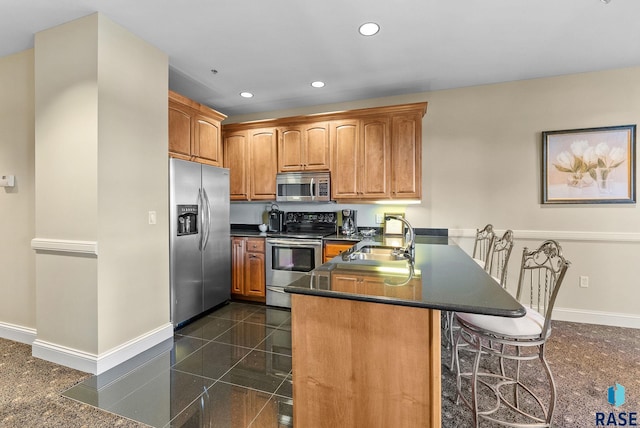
[
  {"xmin": 279, "ymin": 127, "xmax": 304, "ymax": 172},
  {"xmin": 303, "ymin": 122, "xmax": 330, "ymax": 171},
  {"xmin": 194, "ymin": 115, "xmax": 222, "ymax": 166},
  {"xmin": 330, "ymin": 120, "xmax": 360, "ymax": 199},
  {"xmin": 391, "ymin": 113, "xmax": 422, "ymax": 199},
  {"xmin": 224, "ymin": 131, "xmax": 249, "ymax": 201},
  {"xmin": 330, "ymin": 273, "xmax": 358, "ymax": 293},
  {"xmin": 168, "ymin": 102, "xmax": 193, "ymax": 158},
  {"xmin": 244, "ymin": 251, "xmax": 266, "ymax": 297},
  {"xmin": 249, "ymin": 128, "xmax": 278, "ymax": 200},
  {"xmin": 360, "ymin": 116, "xmax": 391, "ymax": 199},
  {"xmin": 323, "ymin": 242, "xmax": 356, "ymax": 263},
  {"xmin": 231, "ymin": 238, "xmax": 245, "ymax": 295}
]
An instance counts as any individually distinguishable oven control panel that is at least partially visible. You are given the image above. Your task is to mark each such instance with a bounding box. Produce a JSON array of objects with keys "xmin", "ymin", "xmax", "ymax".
[{"xmin": 285, "ymin": 211, "xmax": 337, "ymax": 225}]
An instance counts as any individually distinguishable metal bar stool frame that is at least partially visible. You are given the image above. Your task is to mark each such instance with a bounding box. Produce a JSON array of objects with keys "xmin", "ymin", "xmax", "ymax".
[
  {"xmin": 453, "ymin": 240, "xmax": 570, "ymax": 427},
  {"xmin": 443, "ymin": 225, "xmax": 496, "ymax": 354},
  {"xmin": 447, "ymin": 229, "xmax": 514, "ymax": 371}
]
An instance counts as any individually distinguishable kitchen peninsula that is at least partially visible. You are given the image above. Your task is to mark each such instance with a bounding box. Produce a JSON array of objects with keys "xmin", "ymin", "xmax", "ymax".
[{"xmin": 284, "ymin": 238, "xmax": 525, "ymax": 427}]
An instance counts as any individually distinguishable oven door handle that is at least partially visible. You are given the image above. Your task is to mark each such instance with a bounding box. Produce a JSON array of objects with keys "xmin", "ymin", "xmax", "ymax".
[
  {"xmin": 267, "ymin": 238, "xmax": 323, "ymax": 248},
  {"xmin": 267, "ymin": 286, "xmax": 287, "ymax": 294}
]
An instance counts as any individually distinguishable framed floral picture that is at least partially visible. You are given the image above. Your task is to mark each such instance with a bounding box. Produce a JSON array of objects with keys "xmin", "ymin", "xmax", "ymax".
[{"xmin": 542, "ymin": 125, "xmax": 636, "ymax": 204}]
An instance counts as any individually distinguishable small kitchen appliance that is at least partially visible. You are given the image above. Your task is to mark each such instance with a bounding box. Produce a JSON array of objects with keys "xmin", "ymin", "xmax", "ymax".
[
  {"xmin": 275, "ymin": 171, "xmax": 331, "ymax": 202},
  {"xmin": 341, "ymin": 209, "xmax": 357, "ymax": 236},
  {"xmin": 268, "ymin": 203, "xmax": 284, "ymax": 232}
]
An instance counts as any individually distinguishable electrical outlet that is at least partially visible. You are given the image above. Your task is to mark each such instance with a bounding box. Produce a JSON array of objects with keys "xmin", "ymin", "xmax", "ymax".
[
  {"xmin": 375, "ymin": 214, "xmax": 383, "ymax": 224},
  {"xmin": 579, "ymin": 275, "xmax": 589, "ymax": 288},
  {"xmin": 148, "ymin": 211, "xmax": 157, "ymax": 225}
]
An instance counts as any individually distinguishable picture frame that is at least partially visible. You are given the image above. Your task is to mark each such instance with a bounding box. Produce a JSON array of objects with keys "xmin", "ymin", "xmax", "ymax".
[
  {"xmin": 383, "ymin": 212, "xmax": 405, "ymax": 235},
  {"xmin": 542, "ymin": 125, "xmax": 636, "ymax": 204}
]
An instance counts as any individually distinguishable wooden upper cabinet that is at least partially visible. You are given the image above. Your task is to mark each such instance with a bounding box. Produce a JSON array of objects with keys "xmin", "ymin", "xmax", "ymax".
[
  {"xmin": 330, "ymin": 120, "xmax": 360, "ymax": 199},
  {"xmin": 279, "ymin": 122, "xmax": 329, "ymax": 172},
  {"xmin": 360, "ymin": 116, "xmax": 391, "ymax": 198},
  {"xmin": 391, "ymin": 113, "xmax": 422, "ymax": 199},
  {"xmin": 249, "ymin": 128, "xmax": 278, "ymax": 200},
  {"xmin": 223, "ymin": 130, "xmax": 249, "ymax": 201},
  {"xmin": 168, "ymin": 91, "xmax": 226, "ymax": 166},
  {"xmin": 194, "ymin": 115, "xmax": 222, "ymax": 165},
  {"xmin": 331, "ymin": 117, "xmax": 390, "ymax": 200},
  {"xmin": 168, "ymin": 102, "xmax": 193, "ymax": 158},
  {"xmin": 222, "ymin": 102, "xmax": 426, "ymax": 203}
]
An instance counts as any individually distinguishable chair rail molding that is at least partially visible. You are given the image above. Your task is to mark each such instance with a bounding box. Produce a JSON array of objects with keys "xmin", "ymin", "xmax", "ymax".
[
  {"xmin": 31, "ymin": 238, "xmax": 98, "ymax": 255},
  {"xmin": 449, "ymin": 228, "xmax": 640, "ymax": 243}
]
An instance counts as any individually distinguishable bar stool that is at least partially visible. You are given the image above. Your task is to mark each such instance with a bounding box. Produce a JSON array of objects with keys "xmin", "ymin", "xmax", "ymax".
[
  {"xmin": 454, "ymin": 240, "xmax": 570, "ymax": 427},
  {"xmin": 443, "ymin": 224, "xmax": 495, "ymax": 354},
  {"xmin": 446, "ymin": 229, "xmax": 514, "ymax": 370}
]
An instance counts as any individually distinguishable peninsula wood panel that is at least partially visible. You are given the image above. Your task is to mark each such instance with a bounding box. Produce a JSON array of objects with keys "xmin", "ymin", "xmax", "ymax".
[{"xmin": 291, "ymin": 294, "xmax": 441, "ymax": 428}]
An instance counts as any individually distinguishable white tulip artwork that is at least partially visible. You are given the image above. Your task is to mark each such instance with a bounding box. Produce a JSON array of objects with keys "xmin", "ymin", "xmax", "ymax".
[{"xmin": 542, "ymin": 125, "xmax": 636, "ymax": 204}]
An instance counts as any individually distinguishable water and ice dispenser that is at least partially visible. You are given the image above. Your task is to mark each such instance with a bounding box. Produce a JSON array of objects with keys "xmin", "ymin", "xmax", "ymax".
[{"xmin": 177, "ymin": 205, "xmax": 198, "ymax": 236}]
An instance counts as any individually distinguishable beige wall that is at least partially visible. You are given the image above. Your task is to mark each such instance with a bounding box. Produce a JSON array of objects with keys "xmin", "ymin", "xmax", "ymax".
[
  {"xmin": 0, "ymin": 50, "xmax": 35, "ymax": 331},
  {"xmin": 228, "ymin": 66, "xmax": 640, "ymax": 326},
  {"xmin": 95, "ymin": 15, "xmax": 169, "ymax": 353},
  {"xmin": 33, "ymin": 13, "xmax": 170, "ymax": 360}
]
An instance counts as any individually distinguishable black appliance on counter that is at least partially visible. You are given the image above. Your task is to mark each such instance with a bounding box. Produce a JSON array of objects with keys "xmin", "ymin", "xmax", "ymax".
[
  {"xmin": 268, "ymin": 203, "xmax": 284, "ymax": 232},
  {"xmin": 266, "ymin": 211, "xmax": 338, "ymax": 308}
]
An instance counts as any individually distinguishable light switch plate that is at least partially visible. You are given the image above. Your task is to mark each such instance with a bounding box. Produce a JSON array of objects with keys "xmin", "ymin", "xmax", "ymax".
[{"xmin": 0, "ymin": 175, "xmax": 15, "ymax": 187}]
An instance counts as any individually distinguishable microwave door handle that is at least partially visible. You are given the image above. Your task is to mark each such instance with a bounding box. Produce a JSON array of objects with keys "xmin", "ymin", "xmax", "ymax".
[{"xmin": 310, "ymin": 177, "xmax": 315, "ymax": 201}]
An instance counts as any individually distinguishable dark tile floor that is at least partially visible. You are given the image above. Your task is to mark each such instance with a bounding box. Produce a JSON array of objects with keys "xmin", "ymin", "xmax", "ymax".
[{"xmin": 63, "ymin": 302, "xmax": 293, "ymax": 428}]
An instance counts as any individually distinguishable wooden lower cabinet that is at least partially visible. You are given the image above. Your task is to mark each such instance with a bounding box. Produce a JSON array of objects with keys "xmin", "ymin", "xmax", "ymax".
[
  {"xmin": 330, "ymin": 270, "xmax": 422, "ymax": 300},
  {"xmin": 323, "ymin": 240, "xmax": 357, "ymax": 263},
  {"xmin": 231, "ymin": 237, "xmax": 266, "ymax": 302}
]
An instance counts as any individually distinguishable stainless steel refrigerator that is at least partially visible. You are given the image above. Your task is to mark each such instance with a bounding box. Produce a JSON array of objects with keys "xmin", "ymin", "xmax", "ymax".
[{"xmin": 170, "ymin": 158, "xmax": 230, "ymax": 327}]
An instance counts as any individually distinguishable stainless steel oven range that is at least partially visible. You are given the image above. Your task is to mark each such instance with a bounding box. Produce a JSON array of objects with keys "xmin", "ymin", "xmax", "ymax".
[{"xmin": 266, "ymin": 211, "xmax": 337, "ymax": 308}]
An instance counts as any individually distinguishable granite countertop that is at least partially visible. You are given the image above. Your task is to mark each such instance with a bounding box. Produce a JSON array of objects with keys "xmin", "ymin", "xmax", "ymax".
[
  {"xmin": 284, "ymin": 239, "xmax": 525, "ymax": 317},
  {"xmin": 230, "ymin": 230, "xmax": 267, "ymax": 237}
]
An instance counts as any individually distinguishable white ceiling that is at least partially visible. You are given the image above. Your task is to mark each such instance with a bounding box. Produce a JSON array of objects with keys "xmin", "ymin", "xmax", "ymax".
[{"xmin": 2, "ymin": 0, "xmax": 639, "ymax": 117}]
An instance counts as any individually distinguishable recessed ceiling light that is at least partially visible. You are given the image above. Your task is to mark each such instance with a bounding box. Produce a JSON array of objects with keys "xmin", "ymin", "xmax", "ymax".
[
  {"xmin": 311, "ymin": 81, "xmax": 325, "ymax": 88},
  {"xmin": 359, "ymin": 22, "xmax": 380, "ymax": 36},
  {"xmin": 240, "ymin": 92, "xmax": 253, "ymax": 98}
]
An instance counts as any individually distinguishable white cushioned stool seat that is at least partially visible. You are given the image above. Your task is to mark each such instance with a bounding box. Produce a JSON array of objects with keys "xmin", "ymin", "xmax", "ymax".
[{"xmin": 456, "ymin": 307, "xmax": 545, "ymax": 338}]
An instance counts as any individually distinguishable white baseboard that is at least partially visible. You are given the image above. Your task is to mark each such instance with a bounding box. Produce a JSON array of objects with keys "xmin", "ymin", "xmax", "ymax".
[
  {"xmin": 32, "ymin": 322, "xmax": 174, "ymax": 374},
  {"xmin": 0, "ymin": 322, "xmax": 37, "ymax": 345},
  {"xmin": 553, "ymin": 307, "xmax": 640, "ymax": 329}
]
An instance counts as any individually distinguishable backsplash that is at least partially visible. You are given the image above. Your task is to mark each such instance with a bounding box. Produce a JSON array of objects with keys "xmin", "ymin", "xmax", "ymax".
[{"xmin": 230, "ymin": 202, "xmax": 410, "ymax": 227}]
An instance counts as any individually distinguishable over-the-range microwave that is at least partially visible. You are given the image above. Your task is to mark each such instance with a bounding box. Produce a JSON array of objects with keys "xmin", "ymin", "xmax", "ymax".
[{"xmin": 276, "ymin": 172, "xmax": 331, "ymax": 202}]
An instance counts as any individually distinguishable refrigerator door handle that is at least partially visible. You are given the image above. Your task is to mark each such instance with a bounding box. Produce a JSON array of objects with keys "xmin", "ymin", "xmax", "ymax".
[
  {"xmin": 202, "ymin": 188, "xmax": 212, "ymax": 250},
  {"xmin": 197, "ymin": 188, "xmax": 204, "ymax": 251}
]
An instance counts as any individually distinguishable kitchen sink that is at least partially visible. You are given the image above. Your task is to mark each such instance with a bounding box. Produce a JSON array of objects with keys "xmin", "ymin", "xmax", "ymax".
[{"xmin": 346, "ymin": 246, "xmax": 407, "ymax": 262}]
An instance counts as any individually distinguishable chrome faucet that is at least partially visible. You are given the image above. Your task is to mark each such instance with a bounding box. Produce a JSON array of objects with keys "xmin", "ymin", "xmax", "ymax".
[{"xmin": 385, "ymin": 215, "xmax": 415, "ymax": 261}]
